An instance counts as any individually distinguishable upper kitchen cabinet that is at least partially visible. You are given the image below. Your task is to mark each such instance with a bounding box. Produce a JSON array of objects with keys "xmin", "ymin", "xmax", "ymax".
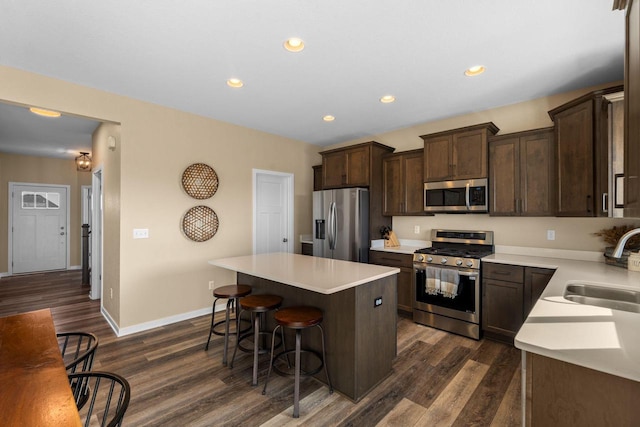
[
  {"xmin": 549, "ymin": 85, "xmax": 623, "ymax": 217},
  {"xmin": 489, "ymin": 128, "xmax": 555, "ymax": 216},
  {"xmin": 312, "ymin": 165, "xmax": 323, "ymax": 191},
  {"xmin": 625, "ymin": 0, "xmax": 640, "ymax": 217},
  {"xmin": 421, "ymin": 122, "xmax": 499, "ymax": 182},
  {"xmin": 382, "ymin": 149, "xmax": 425, "ymax": 216},
  {"xmin": 322, "ymin": 142, "xmax": 395, "ymax": 188}
]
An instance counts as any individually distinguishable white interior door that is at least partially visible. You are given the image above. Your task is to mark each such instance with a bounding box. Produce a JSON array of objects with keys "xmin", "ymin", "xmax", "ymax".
[
  {"xmin": 253, "ymin": 170, "xmax": 293, "ymax": 254},
  {"xmin": 10, "ymin": 183, "xmax": 69, "ymax": 274}
]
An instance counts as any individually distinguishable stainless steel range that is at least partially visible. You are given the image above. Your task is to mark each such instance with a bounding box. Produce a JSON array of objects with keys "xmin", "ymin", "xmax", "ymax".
[{"xmin": 413, "ymin": 229, "xmax": 494, "ymax": 340}]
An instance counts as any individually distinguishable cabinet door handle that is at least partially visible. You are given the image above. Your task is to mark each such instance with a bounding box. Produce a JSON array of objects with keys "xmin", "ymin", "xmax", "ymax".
[
  {"xmin": 602, "ymin": 193, "xmax": 608, "ymax": 213},
  {"xmin": 586, "ymin": 195, "xmax": 592, "ymax": 213}
]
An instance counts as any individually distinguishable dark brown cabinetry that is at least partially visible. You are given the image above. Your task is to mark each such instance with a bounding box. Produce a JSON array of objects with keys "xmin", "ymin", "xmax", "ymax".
[
  {"xmin": 320, "ymin": 141, "xmax": 395, "ymax": 244},
  {"xmin": 549, "ymin": 85, "xmax": 623, "ymax": 217},
  {"xmin": 482, "ymin": 262, "xmax": 554, "ymax": 343},
  {"xmin": 312, "ymin": 165, "xmax": 323, "ymax": 191},
  {"xmin": 301, "ymin": 242, "xmax": 313, "ymax": 256},
  {"xmin": 369, "ymin": 250, "xmax": 413, "ymax": 314},
  {"xmin": 421, "ymin": 122, "xmax": 499, "ymax": 182},
  {"xmin": 322, "ymin": 144, "xmax": 371, "ymax": 188},
  {"xmin": 489, "ymin": 128, "xmax": 555, "ymax": 216},
  {"xmin": 625, "ymin": 0, "xmax": 640, "ymax": 217},
  {"xmin": 382, "ymin": 149, "xmax": 425, "ymax": 216}
]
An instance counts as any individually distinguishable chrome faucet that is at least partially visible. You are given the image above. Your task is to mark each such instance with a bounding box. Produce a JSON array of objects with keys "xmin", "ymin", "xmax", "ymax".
[{"xmin": 611, "ymin": 228, "xmax": 640, "ymax": 258}]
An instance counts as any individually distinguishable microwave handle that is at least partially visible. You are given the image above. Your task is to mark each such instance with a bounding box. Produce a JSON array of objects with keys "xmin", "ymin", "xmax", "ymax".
[{"xmin": 465, "ymin": 183, "xmax": 471, "ymax": 210}]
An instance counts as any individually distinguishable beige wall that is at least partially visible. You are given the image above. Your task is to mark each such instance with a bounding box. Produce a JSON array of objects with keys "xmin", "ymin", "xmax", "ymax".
[
  {"xmin": 0, "ymin": 65, "xmax": 318, "ymax": 329},
  {"xmin": 0, "ymin": 153, "xmax": 91, "ymax": 272},
  {"xmin": 328, "ymin": 81, "xmax": 640, "ymax": 251}
]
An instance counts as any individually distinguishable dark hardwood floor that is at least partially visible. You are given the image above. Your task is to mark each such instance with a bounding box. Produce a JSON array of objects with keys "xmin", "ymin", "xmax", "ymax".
[{"xmin": 0, "ymin": 271, "xmax": 522, "ymax": 426}]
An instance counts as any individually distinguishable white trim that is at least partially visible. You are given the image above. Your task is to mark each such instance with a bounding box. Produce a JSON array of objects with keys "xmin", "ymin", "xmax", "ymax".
[
  {"xmin": 101, "ymin": 306, "xmax": 120, "ymax": 336},
  {"xmin": 91, "ymin": 167, "xmax": 103, "ymax": 301},
  {"xmin": 116, "ymin": 307, "xmax": 213, "ymax": 337},
  {"xmin": 8, "ymin": 182, "xmax": 71, "ymax": 275},
  {"xmin": 0, "ymin": 272, "xmax": 9, "ymax": 278},
  {"xmin": 68, "ymin": 265, "xmax": 81, "ymax": 270},
  {"xmin": 251, "ymin": 169, "xmax": 294, "ymax": 254}
]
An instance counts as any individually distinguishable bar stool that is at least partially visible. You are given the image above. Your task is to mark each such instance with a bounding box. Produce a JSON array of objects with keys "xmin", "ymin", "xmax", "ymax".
[
  {"xmin": 204, "ymin": 284, "xmax": 252, "ymax": 366},
  {"xmin": 230, "ymin": 294, "xmax": 283, "ymax": 386},
  {"xmin": 262, "ymin": 306, "xmax": 333, "ymax": 418}
]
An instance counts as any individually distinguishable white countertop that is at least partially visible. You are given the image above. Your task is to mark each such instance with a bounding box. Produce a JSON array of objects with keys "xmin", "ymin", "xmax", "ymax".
[
  {"xmin": 484, "ymin": 253, "xmax": 640, "ymax": 382},
  {"xmin": 370, "ymin": 238, "xmax": 429, "ymax": 255},
  {"xmin": 209, "ymin": 252, "xmax": 399, "ymax": 295}
]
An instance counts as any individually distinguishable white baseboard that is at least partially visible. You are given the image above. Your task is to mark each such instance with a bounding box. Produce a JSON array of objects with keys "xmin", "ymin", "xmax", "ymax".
[
  {"xmin": 115, "ymin": 306, "xmax": 217, "ymax": 337},
  {"xmin": 0, "ymin": 272, "xmax": 9, "ymax": 278},
  {"xmin": 68, "ymin": 265, "xmax": 81, "ymax": 270},
  {"xmin": 101, "ymin": 306, "xmax": 120, "ymax": 336}
]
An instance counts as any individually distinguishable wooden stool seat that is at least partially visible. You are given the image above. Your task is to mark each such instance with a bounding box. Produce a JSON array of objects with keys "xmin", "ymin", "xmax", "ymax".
[
  {"xmin": 275, "ymin": 306, "xmax": 323, "ymax": 329},
  {"xmin": 204, "ymin": 284, "xmax": 252, "ymax": 366},
  {"xmin": 240, "ymin": 294, "xmax": 283, "ymax": 312},
  {"xmin": 263, "ymin": 305, "xmax": 333, "ymax": 418},
  {"xmin": 231, "ymin": 294, "xmax": 284, "ymax": 386},
  {"xmin": 213, "ymin": 284, "xmax": 252, "ymax": 299}
]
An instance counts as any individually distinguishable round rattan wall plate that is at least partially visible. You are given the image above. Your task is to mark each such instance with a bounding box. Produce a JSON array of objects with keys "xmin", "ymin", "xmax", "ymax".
[
  {"xmin": 182, "ymin": 205, "xmax": 219, "ymax": 242},
  {"xmin": 182, "ymin": 163, "xmax": 219, "ymax": 200}
]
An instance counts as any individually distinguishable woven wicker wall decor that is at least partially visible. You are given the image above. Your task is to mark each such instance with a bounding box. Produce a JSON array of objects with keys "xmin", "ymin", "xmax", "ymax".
[
  {"xmin": 182, "ymin": 205, "xmax": 219, "ymax": 242},
  {"xmin": 182, "ymin": 163, "xmax": 219, "ymax": 199}
]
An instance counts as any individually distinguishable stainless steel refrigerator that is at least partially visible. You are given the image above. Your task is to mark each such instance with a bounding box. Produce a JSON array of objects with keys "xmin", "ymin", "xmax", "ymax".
[{"xmin": 313, "ymin": 188, "xmax": 369, "ymax": 263}]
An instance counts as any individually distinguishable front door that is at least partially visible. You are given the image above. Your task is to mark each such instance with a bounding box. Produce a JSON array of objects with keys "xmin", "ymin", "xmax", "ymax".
[{"xmin": 11, "ymin": 183, "xmax": 69, "ymax": 274}]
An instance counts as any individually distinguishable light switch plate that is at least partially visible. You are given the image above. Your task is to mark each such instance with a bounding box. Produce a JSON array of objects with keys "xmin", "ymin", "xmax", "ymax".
[
  {"xmin": 547, "ymin": 230, "xmax": 555, "ymax": 240},
  {"xmin": 133, "ymin": 228, "xmax": 149, "ymax": 239}
]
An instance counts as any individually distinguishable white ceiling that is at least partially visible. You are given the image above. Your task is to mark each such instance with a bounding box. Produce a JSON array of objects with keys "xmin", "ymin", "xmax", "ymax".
[{"xmin": 0, "ymin": 0, "xmax": 626, "ymax": 155}]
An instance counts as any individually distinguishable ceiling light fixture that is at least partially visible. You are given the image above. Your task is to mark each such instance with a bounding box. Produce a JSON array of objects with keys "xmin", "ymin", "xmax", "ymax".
[
  {"xmin": 75, "ymin": 152, "xmax": 92, "ymax": 171},
  {"xmin": 464, "ymin": 65, "xmax": 486, "ymax": 77},
  {"xmin": 323, "ymin": 115, "xmax": 335, "ymax": 122},
  {"xmin": 226, "ymin": 78, "xmax": 244, "ymax": 88},
  {"xmin": 284, "ymin": 37, "xmax": 305, "ymax": 52},
  {"xmin": 29, "ymin": 107, "xmax": 61, "ymax": 118},
  {"xmin": 380, "ymin": 95, "xmax": 396, "ymax": 104}
]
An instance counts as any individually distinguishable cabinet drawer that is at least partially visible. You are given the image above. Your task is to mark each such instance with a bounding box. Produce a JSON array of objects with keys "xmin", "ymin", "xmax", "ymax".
[
  {"xmin": 369, "ymin": 250, "xmax": 413, "ymax": 268},
  {"xmin": 482, "ymin": 262, "xmax": 524, "ymax": 282}
]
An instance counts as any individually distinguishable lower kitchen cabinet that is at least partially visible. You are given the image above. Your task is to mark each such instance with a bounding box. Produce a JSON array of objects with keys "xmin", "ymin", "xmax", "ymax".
[
  {"xmin": 301, "ymin": 242, "xmax": 313, "ymax": 256},
  {"xmin": 369, "ymin": 250, "xmax": 413, "ymax": 314},
  {"xmin": 482, "ymin": 262, "xmax": 555, "ymax": 343},
  {"xmin": 526, "ymin": 352, "xmax": 640, "ymax": 426}
]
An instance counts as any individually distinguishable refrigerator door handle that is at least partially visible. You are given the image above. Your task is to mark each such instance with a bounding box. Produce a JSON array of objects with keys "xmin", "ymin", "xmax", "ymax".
[{"xmin": 328, "ymin": 201, "xmax": 337, "ymax": 250}]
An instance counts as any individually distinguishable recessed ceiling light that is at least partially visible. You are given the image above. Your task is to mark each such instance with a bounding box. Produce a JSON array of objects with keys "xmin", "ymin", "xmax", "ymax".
[
  {"xmin": 29, "ymin": 107, "xmax": 61, "ymax": 118},
  {"xmin": 380, "ymin": 95, "xmax": 396, "ymax": 104},
  {"xmin": 226, "ymin": 78, "xmax": 244, "ymax": 88},
  {"xmin": 284, "ymin": 38, "xmax": 305, "ymax": 52},
  {"xmin": 323, "ymin": 115, "xmax": 335, "ymax": 122},
  {"xmin": 464, "ymin": 65, "xmax": 486, "ymax": 77}
]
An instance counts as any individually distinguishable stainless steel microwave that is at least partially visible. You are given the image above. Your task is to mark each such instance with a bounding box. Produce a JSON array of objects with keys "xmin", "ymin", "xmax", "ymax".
[{"xmin": 424, "ymin": 178, "xmax": 488, "ymax": 213}]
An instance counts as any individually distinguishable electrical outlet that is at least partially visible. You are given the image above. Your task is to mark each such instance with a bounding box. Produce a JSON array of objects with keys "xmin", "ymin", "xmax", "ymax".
[
  {"xmin": 547, "ymin": 230, "xmax": 556, "ymax": 240},
  {"xmin": 208, "ymin": 280, "xmax": 215, "ymax": 290},
  {"xmin": 133, "ymin": 228, "xmax": 149, "ymax": 239},
  {"xmin": 414, "ymin": 225, "xmax": 420, "ymax": 234},
  {"xmin": 110, "ymin": 288, "xmax": 113, "ymax": 299}
]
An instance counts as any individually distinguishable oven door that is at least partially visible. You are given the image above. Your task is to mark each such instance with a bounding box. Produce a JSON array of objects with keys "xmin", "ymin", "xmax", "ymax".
[{"xmin": 414, "ymin": 264, "xmax": 480, "ymax": 323}]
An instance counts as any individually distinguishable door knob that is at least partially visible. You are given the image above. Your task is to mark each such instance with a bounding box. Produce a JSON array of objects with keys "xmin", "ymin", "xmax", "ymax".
[
  {"xmin": 60, "ymin": 232, "xmax": 65, "ymax": 235},
  {"xmin": 282, "ymin": 238, "xmax": 288, "ymax": 242}
]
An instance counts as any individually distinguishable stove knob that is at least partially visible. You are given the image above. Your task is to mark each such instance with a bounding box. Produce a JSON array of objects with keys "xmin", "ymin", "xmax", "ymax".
[
  {"xmin": 456, "ymin": 259, "xmax": 463, "ymax": 266},
  {"xmin": 416, "ymin": 254, "xmax": 425, "ymax": 262},
  {"xmin": 466, "ymin": 260, "xmax": 474, "ymax": 267},
  {"xmin": 440, "ymin": 258, "xmax": 448, "ymax": 264},
  {"xmin": 426, "ymin": 256, "xmax": 433, "ymax": 262}
]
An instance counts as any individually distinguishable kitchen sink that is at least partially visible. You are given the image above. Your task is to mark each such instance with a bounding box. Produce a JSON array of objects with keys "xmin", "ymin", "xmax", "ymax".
[{"xmin": 563, "ymin": 283, "xmax": 640, "ymax": 313}]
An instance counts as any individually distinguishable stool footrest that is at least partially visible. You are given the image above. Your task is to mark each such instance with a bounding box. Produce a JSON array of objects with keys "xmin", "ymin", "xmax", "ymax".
[
  {"xmin": 211, "ymin": 318, "xmax": 252, "ymax": 337},
  {"xmin": 235, "ymin": 331, "xmax": 282, "ymax": 355},
  {"xmin": 271, "ymin": 349, "xmax": 324, "ymax": 377}
]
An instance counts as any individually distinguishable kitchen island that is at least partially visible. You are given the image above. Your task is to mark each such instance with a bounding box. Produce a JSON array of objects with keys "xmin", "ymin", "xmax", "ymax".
[{"xmin": 209, "ymin": 252, "xmax": 399, "ymax": 402}]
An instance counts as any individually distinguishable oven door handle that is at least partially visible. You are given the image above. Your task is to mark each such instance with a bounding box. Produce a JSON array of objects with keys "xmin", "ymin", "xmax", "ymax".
[{"xmin": 414, "ymin": 265, "xmax": 478, "ymax": 278}]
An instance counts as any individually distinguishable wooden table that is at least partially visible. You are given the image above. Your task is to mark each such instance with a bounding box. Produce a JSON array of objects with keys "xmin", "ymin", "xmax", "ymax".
[{"xmin": 0, "ymin": 309, "xmax": 82, "ymax": 426}]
